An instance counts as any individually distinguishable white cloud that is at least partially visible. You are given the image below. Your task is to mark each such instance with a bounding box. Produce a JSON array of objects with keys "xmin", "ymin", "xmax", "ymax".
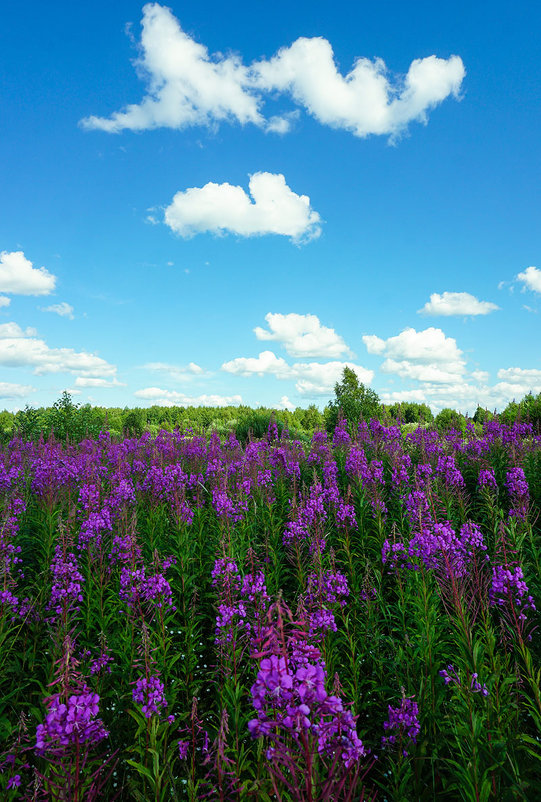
[
  {"xmin": 0, "ymin": 322, "xmax": 37, "ymax": 339},
  {"xmin": 222, "ymin": 350, "xmax": 291, "ymax": 378},
  {"xmin": 364, "ymin": 326, "xmax": 466, "ymax": 386},
  {"xmin": 74, "ymin": 377, "xmax": 125, "ymax": 388},
  {"xmin": 81, "ymin": 3, "xmax": 262, "ymax": 133},
  {"xmin": 221, "ymin": 349, "xmax": 373, "ymax": 396},
  {"xmin": 380, "ymin": 389, "xmax": 430, "ymax": 404},
  {"xmin": 418, "ymin": 291, "xmax": 499, "ymax": 316},
  {"xmin": 276, "ymin": 395, "xmax": 295, "ymax": 410},
  {"xmin": 134, "ymin": 387, "xmax": 242, "ymax": 406},
  {"xmin": 0, "ymin": 251, "xmax": 56, "ymax": 296},
  {"xmin": 365, "ymin": 326, "xmax": 464, "ymax": 363},
  {"xmin": 164, "ymin": 172, "xmax": 321, "ymax": 242},
  {"xmin": 293, "ymin": 361, "xmax": 373, "ymax": 396},
  {"xmin": 517, "ymin": 266, "xmax": 541, "ymax": 294},
  {"xmin": 0, "ymin": 296, "xmax": 10, "ymax": 308},
  {"xmin": 254, "ymin": 312, "xmax": 350, "ymax": 357},
  {"xmin": 362, "ymin": 334, "xmax": 386, "ymax": 355},
  {"xmin": 0, "ymin": 381, "xmax": 35, "ymax": 399},
  {"xmin": 253, "ymin": 40, "xmax": 465, "ymax": 140},
  {"xmin": 471, "ymin": 370, "xmax": 489, "ymax": 383},
  {"xmin": 81, "ymin": 3, "xmax": 464, "ymax": 140},
  {"xmin": 0, "ymin": 320, "xmax": 116, "ymax": 377},
  {"xmin": 388, "ymin": 327, "xmax": 460, "ymax": 363},
  {"xmin": 496, "ymin": 367, "xmax": 541, "ymax": 386},
  {"xmin": 41, "ymin": 302, "xmax": 75, "ymax": 319},
  {"xmin": 381, "ymin": 365, "xmax": 541, "ymax": 415},
  {"xmin": 380, "ymin": 358, "xmax": 464, "ymax": 384},
  {"xmin": 143, "ymin": 361, "xmax": 205, "ymax": 380}
]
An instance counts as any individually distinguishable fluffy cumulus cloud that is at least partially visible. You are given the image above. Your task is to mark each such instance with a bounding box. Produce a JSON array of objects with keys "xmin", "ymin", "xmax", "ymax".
[
  {"xmin": 221, "ymin": 349, "xmax": 373, "ymax": 396},
  {"xmin": 254, "ymin": 312, "xmax": 350, "ymax": 357},
  {"xmin": 418, "ymin": 291, "xmax": 499, "ymax": 316},
  {"xmin": 379, "ymin": 361, "xmax": 541, "ymax": 414},
  {"xmin": 81, "ymin": 3, "xmax": 262, "ymax": 133},
  {"xmin": 134, "ymin": 387, "xmax": 242, "ymax": 407},
  {"xmin": 221, "ymin": 350, "xmax": 291, "ymax": 378},
  {"xmin": 364, "ymin": 326, "xmax": 466, "ymax": 385},
  {"xmin": 0, "ymin": 296, "xmax": 10, "ymax": 308},
  {"xmin": 517, "ymin": 266, "xmax": 541, "ymax": 294},
  {"xmin": 0, "ymin": 321, "xmax": 117, "ymax": 377},
  {"xmin": 276, "ymin": 395, "xmax": 295, "ymax": 410},
  {"xmin": 0, "ymin": 251, "xmax": 56, "ymax": 296},
  {"xmin": 496, "ymin": 367, "xmax": 541, "ymax": 387},
  {"xmin": 81, "ymin": 3, "xmax": 465, "ymax": 140},
  {"xmin": 253, "ymin": 40, "xmax": 465, "ymax": 139},
  {"xmin": 0, "ymin": 381, "xmax": 35, "ymax": 399},
  {"xmin": 364, "ymin": 326, "xmax": 464, "ymax": 371},
  {"xmin": 164, "ymin": 173, "xmax": 321, "ymax": 242},
  {"xmin": 293, "ymin": 361, "xmax": 373, "ymax": 396},
  {"xmin": 41, "ymin": 302, "xmax": 75, "ymax": 319}
]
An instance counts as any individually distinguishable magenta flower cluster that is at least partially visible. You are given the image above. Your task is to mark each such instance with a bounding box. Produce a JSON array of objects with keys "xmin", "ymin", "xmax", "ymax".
[
  {"xmin": 46, "ymin": 546, "xmax": 85, "ymax": 621},
  {"xmin": 248, "ymin": 612, "xmax": 366, "ymax": 769},
  {"xmin": 382, "ymin": 695, "xmax": 420, "ymax": 753},
  {"xmin": 132, "ymin": 675, "xmax": 168, "ymax": 718},
  {"xmin": 35, "ymin": 689, "xmax": 108, "ymax": 754}
]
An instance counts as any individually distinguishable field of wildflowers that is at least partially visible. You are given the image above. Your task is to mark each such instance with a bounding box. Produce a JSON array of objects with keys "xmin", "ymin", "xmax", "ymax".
[{"xmin": 0, "ymin": 417, "xmax": 540, "ymax": 800}]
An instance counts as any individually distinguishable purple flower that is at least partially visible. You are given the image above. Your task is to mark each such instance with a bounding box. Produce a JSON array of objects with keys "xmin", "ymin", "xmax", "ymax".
[
  {"xmin": 35, "ymin": 689, "xmax": 108, "ymax": 754},
  {"xmin": 178, "ymin": 739, "xmax": 189, "ymax": 760},
  {"xmin": 478, "ymin": 468, "xmax": 497, "ymax": 491},
  {"xmin": 132, "ymin": 676, "xmax": 167, "ymax": 718},
  {"xmin": 382, "ymin": 695, "xmax": 420, "ymax": 748},
  {"xmin": 489, "ymin": 564, "xmax": 536, "ymax": 622}
]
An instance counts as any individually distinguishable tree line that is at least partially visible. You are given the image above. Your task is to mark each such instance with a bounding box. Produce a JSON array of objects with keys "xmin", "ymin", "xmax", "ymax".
[{"xmin": 1, "ymin": 369, "xmax": 540, "ymax": 444}]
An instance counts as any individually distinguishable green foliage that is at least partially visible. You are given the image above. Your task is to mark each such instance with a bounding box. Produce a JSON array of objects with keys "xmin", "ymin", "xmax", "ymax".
[
  {"xmin": 123, "ymin": 407, "xmax": 146, "ymax": 438},
  {"xmin": 473, "ymin": 406, "xmax": 495, "ymax": 425},
  {"xmin": 386, "ymin": 402, "xmax": 434, "ymax": 424},
  {"xmin": 325, "ymin": 366, "xmax": 382, "ymax": 434},
  {"xmin": 435, "ymin": 407, "xmax": 468, "ymax": 434},
  {"xmin": 501, "ymin": 392, "xmax": 541, "ymax": 429}
]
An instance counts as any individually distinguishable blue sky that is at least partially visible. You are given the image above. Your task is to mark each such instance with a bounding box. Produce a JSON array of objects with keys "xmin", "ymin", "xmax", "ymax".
[{"xmin": 0, "ymin": 0, "xmax": 539, "ymax": 414}]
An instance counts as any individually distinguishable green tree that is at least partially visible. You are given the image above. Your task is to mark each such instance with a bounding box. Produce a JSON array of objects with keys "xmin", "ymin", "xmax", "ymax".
[
  {"xmin": 435, "ymin": 407, "xmax": 467, "ymax": 434},
  {"xmin": 325, "ymin": 367, "xmax": 381, "ymax": 434},
  {"xmin": 473, "ymin": 406, "xmax": 495, "ymax": 426}
]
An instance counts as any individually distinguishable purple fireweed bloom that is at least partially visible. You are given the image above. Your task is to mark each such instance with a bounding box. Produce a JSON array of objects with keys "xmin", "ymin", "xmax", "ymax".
[
  {"xmin": 120, "ymin": 562, "xmax": 175, "ymax": 612},
  {"xmin": 382, "ymin": 695, "xmax": 420, "ymax": 751},
  {"xmin": 46, "ymin": 547, "xmax": 85, "ymax": 622},
  {"xmin": 35, "ymin": 689, "xmax": 108, "ymax": 754},
  {"xmin": 439, "ymin": 665, "xmax": 489, "ymax": 697},
  {"xmin": 436, "ymin": 456, "xmax": 465, "ymax": 489},
  {"xmin": 132, "ymin": 676, "xmax": 167, "ymax": 719},
  {"xmin": 478, "ymin": 468, "xmax": 498, "ymax": 491},
  {"xmin": 505, "ymin": 467, "xmax": 530, "ymax": 519},
  {"xmin": 240, "ymin": 571, "xmax": 271, "ymax": 604},
  {"xmin": 345, "ymin": 447, "xmax": 368, "ymax": 480},
  {"xmin": 211, "ymin": 558, "xmax": 241, "ymax": 593},
  {"xmin": 489, "ymin": 564, "xmax": 536, "ymax": 622},
  {"xmin": 470, "ymin": 673, "xmax": 489, "ymax": 697},
  {"xmin": 89, "ymin": 651, "xmax": 113, "ymax": 676},
  {"xmin": 248, "ymin": 610, "xmax": 367, "ymax": 768},
  {"xmin": 332, "ymin": 419, "xmax": 351, "ymax": 448},
  {"xmin": 439, "ymin": 664, "xmax": 460, "ymax": 687},
  {"xmin": 178, "ymin": 740, "xmax": 189, "ymax": 760}
]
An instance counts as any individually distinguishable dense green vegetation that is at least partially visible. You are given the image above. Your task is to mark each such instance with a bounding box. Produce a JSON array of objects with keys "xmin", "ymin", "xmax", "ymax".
[{"xmin": 2, "ymin": 377, "xmax": 540, "ymax": 446}]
